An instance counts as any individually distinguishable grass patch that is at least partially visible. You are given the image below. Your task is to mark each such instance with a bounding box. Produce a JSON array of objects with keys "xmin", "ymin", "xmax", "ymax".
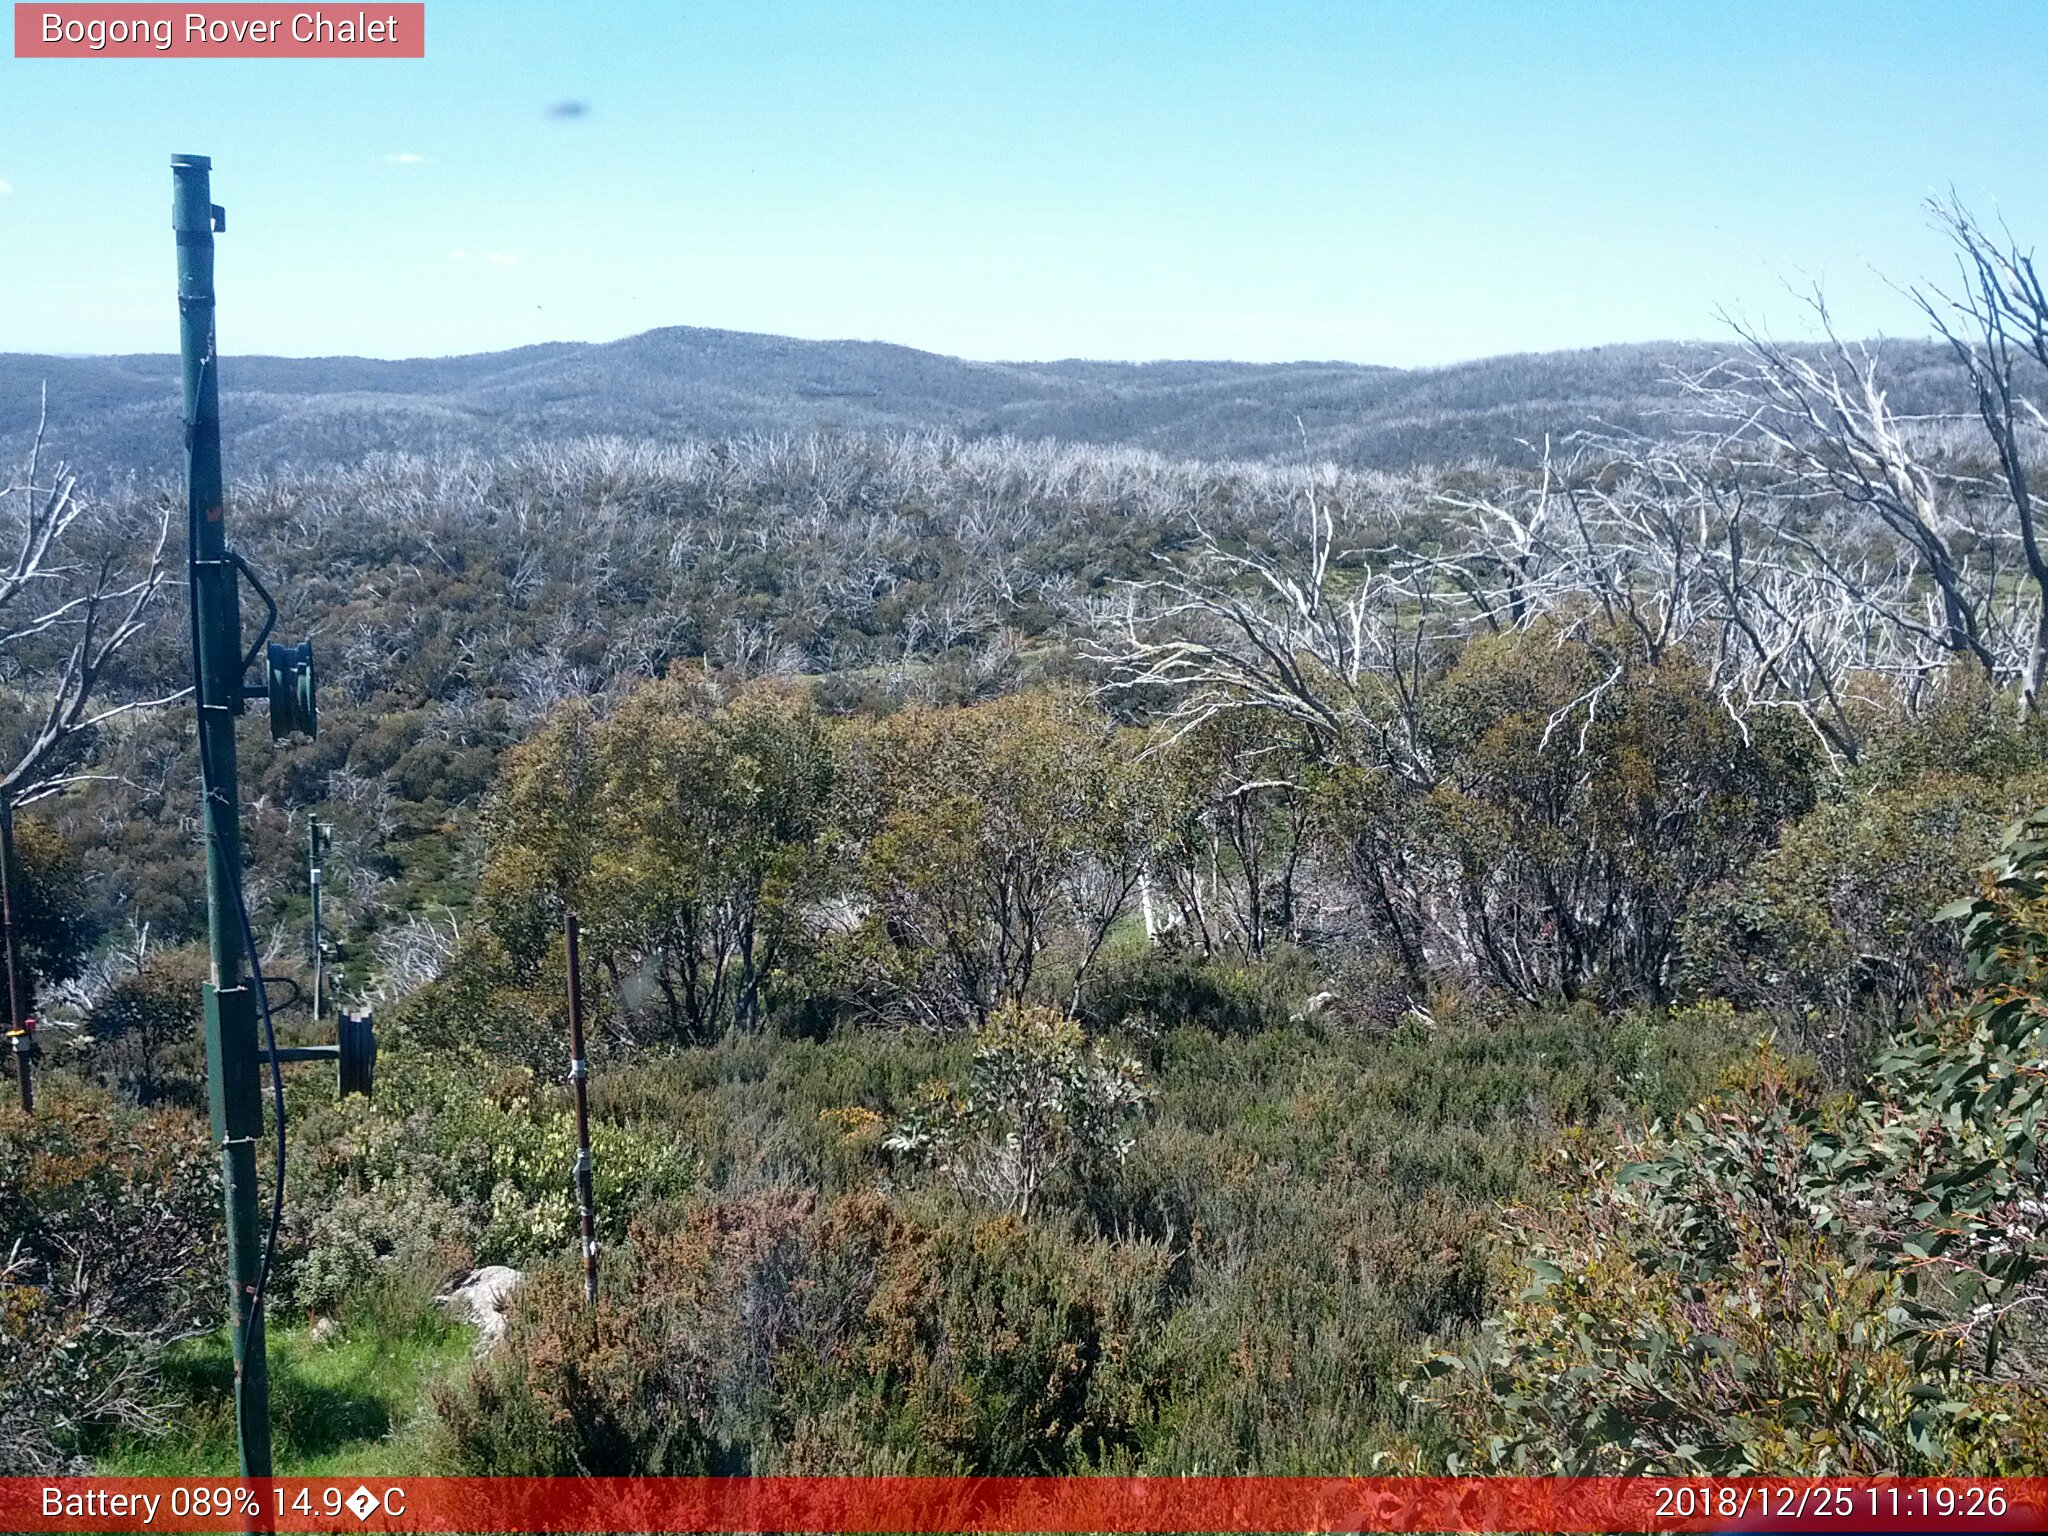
[{"xmin": 99, "ymin": 1307, "xmax": 474, "ymax": 1476}]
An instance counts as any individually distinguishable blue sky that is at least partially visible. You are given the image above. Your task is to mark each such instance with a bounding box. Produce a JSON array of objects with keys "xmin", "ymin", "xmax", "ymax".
[{"xmin": 3, "ymin": 1, "xmax": 2045, "ymax": 365}]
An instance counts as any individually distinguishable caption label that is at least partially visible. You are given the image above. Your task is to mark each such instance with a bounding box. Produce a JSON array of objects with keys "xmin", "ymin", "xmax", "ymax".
[{"xmin": 14, "ymin": 4, "xmax": 424, "ymax": 57}]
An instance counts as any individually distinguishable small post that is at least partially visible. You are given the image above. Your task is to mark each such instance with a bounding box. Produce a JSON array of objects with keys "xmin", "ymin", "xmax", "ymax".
[
  {"xmin": 308, "ymin": 815, "xmax": 325, "ymax": 1023},
  {"xmin": 1, "ymin": 798, "xmax": 32, "ymax": 1114},
  {"xmin": 8, "ymin": 1019, "xmax": 32, "ymax": 1115},
  {"xmin": 564, "ymin": 911, "xmax": 598, "ymax": 1306}
]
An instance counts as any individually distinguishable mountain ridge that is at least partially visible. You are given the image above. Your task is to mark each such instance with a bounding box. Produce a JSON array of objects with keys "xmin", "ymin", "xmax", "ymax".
[{"xmin": 0, "ymin": 323, "xmax": 1962, "ymax": 480}]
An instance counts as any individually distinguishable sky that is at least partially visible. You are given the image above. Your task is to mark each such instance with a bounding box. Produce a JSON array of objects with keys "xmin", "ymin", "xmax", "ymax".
[{"xmin": 2, "ymin": 0, "xmax": 2046, "ymax": 367}]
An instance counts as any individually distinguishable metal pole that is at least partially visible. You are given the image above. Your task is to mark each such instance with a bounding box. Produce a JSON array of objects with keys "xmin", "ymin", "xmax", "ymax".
[
  {"xmin": 309, "ymin": 816, "xmax": 323, "ymax": 1024},
  {"xmin": 1, "ymin": 799, "xmax": 31, "ymax": 1114},
  {"xmin": 564, "ymin": 911, "xmax": 598, "ymax": 1306},
  {"xmin": 175, "ymin": 152, "xmax": 272, "ymax": 1479}
]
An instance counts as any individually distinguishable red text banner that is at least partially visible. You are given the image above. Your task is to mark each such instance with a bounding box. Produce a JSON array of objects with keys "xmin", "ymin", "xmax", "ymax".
[
  {"xmin": 14, "ymin": 4, "xmax": 424, "ymax": 57},
  {"xmin": 4, "ymin": 1476, "xmax": 2047, "ymax": 1533}
]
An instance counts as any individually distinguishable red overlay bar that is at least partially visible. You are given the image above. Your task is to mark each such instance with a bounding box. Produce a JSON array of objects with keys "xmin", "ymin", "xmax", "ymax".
[
  {"xmin": 14, "ymin": 4, "xmax": 423, "ymax": 57},
  {"xmin": 4, "ymin": 1478, "xmax": 2047, "ymax": 1533}
]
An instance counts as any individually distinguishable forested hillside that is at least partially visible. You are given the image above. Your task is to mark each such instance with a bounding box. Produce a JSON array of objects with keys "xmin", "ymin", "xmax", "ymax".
[
  {"xmin": 5, "ymin": 204, "xmax": 2048, "ymax": 1479},
  {"xmin": 0, "ymin": 327, "xmax": 1976, "ymax": 480}
]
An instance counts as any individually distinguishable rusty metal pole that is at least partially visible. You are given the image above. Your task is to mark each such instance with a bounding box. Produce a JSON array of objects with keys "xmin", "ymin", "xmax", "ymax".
[{"xmin": 564, "ymin": 911, "xmax": 598, "ymax": 1305}]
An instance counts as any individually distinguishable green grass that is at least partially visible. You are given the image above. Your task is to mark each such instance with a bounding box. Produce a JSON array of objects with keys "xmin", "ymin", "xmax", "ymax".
[{"xmin": 98, "ymin": 1310, "xmax": 475, "ymax": 1475}]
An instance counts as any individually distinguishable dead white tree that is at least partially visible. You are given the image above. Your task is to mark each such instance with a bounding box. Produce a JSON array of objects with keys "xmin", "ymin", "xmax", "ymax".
[
  {"xmin": 1913, "ymin": 195, "xmax": 2048, "ymax": 717},
  {"xmin": 369, "ymin": 905, "xmax": 463, "ymax": 1003},
  {"xmin": 1693, "ymin": 297, "xmax": 2011, "ymax": 696},
  {"xmin": 1547, "ymin": 433, "xmax": 1923, "ymax": 767},
  {"xmin": 1428, "ymin": 442, "xmax": 1570, "ymax": 632},
  {"xmin": 1089, "ymin": 477, "xmax": 1439, "ymax": 781},
  {"xmin": 0, "ymin": 391, "xmax": 181, "ymax": 808}
]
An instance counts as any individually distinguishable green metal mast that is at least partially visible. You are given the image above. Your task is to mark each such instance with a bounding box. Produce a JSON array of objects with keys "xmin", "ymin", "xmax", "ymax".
[{"xmin": 174, "ymin": 152, "xmax": 272, "ymax": 1478}]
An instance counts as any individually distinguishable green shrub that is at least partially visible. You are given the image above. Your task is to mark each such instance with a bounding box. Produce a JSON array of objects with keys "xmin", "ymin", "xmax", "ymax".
[
  {"xmin": 1412, "ymin": 811, "xmax": 2048, "ymax": 1474},
  {"xmin": 434, "ymin": 1189, "xmax": 1173, "ymax": 1475},
  {"xmin": 479, "ymin": 676, "xmax": 843, "ymax": 1045},
  {"xmin": 81, "ymin": 947, "xmax": 206, "ymax": 1107},
  {"xmin": 1, "ymin": 1081, "xmax": 219, "ymax": 1471},
  {"xmin": 1680, "ymin": 768, "xmax": 2048, "ymax": 1073},
  {"xmin": 1321, "ymin": 622, "xmax": 1818, "ymax": 1005},
  {"xmin": 280, "ymin": 1047, "xmax": 693, "ymax": 1288},
  {"xmin": 3, "ymin": 813, "xmax": 100, "ymax": 1014},
  {"xmin": 387, "ymin": 930, "xmax": 569, "ymax": 1076},
  {"xmin": 1144, "ymin": 714, "xmax": 1316, "ymax": 961},
  {"xmin": 286, "ymin": 1181, "xmax": 475, "ymax": 1315},
  {"xmin": 1861, "ymin": 671, "xmax": 2048, "ymax": 789},
  {"xmin": 840, "ymin": 690, "xmax": 1153, "ymax": 1030},
  {"xmin": 885, "ymin": 1005, "xmax": 1148, "ymax": 1217},
  {"xmin": 1077, "ymin": 943, "xmax": 1313, "ymax": 1038}
]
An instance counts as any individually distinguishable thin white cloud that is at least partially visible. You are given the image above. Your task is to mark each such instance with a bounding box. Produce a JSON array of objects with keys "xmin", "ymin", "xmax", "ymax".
[
  {"xmin": 383, "ymin": 152, "xmax": 431, "ymax": 165},
  {"xmin": 0, "ymin": 181, "xmax": 13, "ymax": 195}
]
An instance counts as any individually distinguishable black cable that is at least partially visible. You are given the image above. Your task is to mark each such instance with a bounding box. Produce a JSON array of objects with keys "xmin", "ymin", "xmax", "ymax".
[
  {"xmin": 186, "ymin": 355, "xmax": 289, "ymax": 1321},
  {"xmin": 259, "ymin": 975, "xmax": 306, "ymax": 1014}
]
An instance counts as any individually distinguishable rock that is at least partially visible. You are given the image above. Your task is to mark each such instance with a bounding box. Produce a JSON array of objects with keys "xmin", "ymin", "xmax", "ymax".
[
  {"xmin": 436, "ymin": 1265, "xmax": 523, "ymax": 1353},
  {"xmin": 1290, "ymin": 989, "xmax": 1339, "ymax": 1022},
  {"xmin": 307, "ymin": 1316, "xmax": 341, "ymax": 1346}
]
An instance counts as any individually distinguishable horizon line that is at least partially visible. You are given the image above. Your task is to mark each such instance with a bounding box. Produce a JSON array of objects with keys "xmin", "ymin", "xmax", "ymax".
[{"xmin": 8, "ymin": 323, "xmax": 1905, "ymax": 375}]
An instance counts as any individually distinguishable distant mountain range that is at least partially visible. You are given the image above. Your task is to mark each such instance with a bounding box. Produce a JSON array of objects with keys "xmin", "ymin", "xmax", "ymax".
[{"xmin": 0, "ymin": 325, "xmax": 1968, "ymax": 481}]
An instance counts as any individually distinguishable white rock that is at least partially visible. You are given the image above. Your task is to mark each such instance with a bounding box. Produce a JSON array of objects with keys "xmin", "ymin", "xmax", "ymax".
[{"xmin": 436, "ymin": 1265, "xmax": 523, "ymax": 1354}]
